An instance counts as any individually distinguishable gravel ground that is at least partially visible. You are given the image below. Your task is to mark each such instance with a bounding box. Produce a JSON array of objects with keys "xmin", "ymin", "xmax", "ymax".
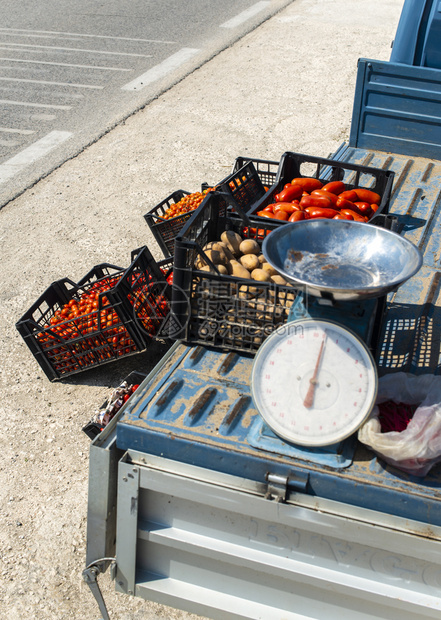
[{"xmin": 0, "ymin": 1, "xmax": 403, "ymax": 618}]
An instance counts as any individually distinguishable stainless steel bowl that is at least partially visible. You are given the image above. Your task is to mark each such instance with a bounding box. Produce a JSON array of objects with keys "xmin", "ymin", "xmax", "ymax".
[{"xmin": 262, "ymin": 219, "xmax": 423, "ymax": 301}]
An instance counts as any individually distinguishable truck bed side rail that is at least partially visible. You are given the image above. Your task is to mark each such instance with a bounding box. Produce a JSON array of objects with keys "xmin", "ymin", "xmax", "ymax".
[{"xmin": 349, "ymin": 58, "xmax": 441, "ymax": 160}]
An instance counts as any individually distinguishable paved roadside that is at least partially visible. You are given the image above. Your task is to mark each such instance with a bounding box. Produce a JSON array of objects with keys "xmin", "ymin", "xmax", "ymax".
[{"xmin": 0, "ymin": 2, "xmax": 403, "ymax": 619}]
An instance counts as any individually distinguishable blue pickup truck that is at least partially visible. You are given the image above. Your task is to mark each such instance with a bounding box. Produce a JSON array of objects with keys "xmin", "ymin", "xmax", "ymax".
[{"xmin": 83, "ymin": 2, "xmax": 441, "ymax": 619}]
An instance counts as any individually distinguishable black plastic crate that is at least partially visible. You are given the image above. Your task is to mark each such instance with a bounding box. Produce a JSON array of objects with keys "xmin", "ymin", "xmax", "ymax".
[
  {"xmin": 144, "ymin": 190, "xmax": 192, "ymax": 258},
  {"xmin": 231, "ymin": 156, "xmax": 279, "ymax": 190},
  {"xmin": 105, "ymin": 247, "xmax": 172, "ymax": 346},
  {"xmin": 168, "ymin": 191, "xmax": 298, "ymax": 353},
  {"xmin": 216, "ymin": 160, "xmax": 268, "ymax": 216},
  {"xmin": 16, "ymin": 248, "xmax": 172, "ymax": 381},
  {"xmin": 248, "ymin": 151, "xmax": 395, "ymax": 224},
  {"xmin": 144, "ymin": 160, "xmax": 279, "ymax": 259}
]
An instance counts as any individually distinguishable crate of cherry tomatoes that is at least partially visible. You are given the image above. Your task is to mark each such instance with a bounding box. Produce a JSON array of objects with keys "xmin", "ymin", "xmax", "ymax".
[
  {"xmin": 247, "ymin": 151, "xmax": 395, "ymax": 225},
  {"xmin": 143, "ymin": 158, "xmax": 279, "ymax": 259},
  {"xmin": 16, "ymin": 247, "xmax": 172, "ymax": 381},
  {"xmin": 144, "ymin": 188, "xmax": 215, "ymax": 259}
]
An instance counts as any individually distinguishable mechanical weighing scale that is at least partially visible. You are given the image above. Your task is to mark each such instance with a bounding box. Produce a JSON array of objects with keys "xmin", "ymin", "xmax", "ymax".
[{"xmin": 250, "ymin": 217, "xmax": 422, "ymax": 451}]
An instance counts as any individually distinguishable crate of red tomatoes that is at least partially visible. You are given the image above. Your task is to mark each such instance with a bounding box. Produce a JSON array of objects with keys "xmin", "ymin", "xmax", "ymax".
[
  {"xmin": 247, "ymin": 151, "xmax": 395, "ymax": 225},
  {"xmin": 16, "ymin": 247, "xmax": 172, "ymax": 381}
]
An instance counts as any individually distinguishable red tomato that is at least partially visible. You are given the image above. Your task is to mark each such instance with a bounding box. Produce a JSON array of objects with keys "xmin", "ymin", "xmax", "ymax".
[
  {"xmin": 256, "ymin": 210, "xmax": 276, "ymax": 218},
  {"xmin": 275, "ymin": 183, "xmax": 303, "ymax": 202},
  {"xmin": 353, "ymin": 188, "xmax": 381, "ymax": 204},
  {"xmin": 300, "ymin": 194, "xmax": 332, "ymax": 209},
  {"xmin": 291, "ymin": 177, "xmax": 323, "ymax": 192},
  {"xmin": 338, "ymin": 189, "xmax": 358, "ymax": 202},
  {"xmin": 333, "ymin": 213, "xmax": 354, "ymax": 220},
  {"xmin": 273, "ymin": 202, "xmax": 296, "ymax": 214},
  {"xmin": 304, "ymin": 207, "xmax": 339, "ymax": 219},
  {"xmin": 274, "ymin": 210, "xmax": 289, "ymax": 221},
  {"xmin": 336, "ymin": 196, "xmax": 358, "ymax": 210},
  {"xmin": 371, "ymin": 203, "xmax": 379, "ymax": 213},
  {"xmin": 354, "ymin": 202, "xmax": 374, "ymax": 216},
  {"xmin": 262, "ymin": 205, "xmax": 275, "ymax": 213},
  {"xmin": 321, "ymin": 181, "xmax": 346, "ymax": 195},
  {"xmin": 339, "ymin": 208, "xmax": 368, "ymax": 222},
  {"xmin": 289, "ymin": 211, "xmax": 306, "ymax": 222},
  {"xmin": 311, "ymin": 189, "xmax": 339, "ymax": 206}
]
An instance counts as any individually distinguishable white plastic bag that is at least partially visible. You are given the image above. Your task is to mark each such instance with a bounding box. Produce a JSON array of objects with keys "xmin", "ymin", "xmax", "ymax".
[{"xmin": 357, "ymin": 372, "xmax": 441, "ymax": 477}]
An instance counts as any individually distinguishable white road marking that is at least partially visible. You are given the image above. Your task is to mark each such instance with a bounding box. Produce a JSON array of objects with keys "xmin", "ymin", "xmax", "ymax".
[
  {"xmin": 0, "ymin": 42, "xmax": 152, "ymax": 57},
  {"xmin": 121, "ymin": 47, "xmax": 200, "ymax": 91},
  {"xmin": 0, "ymin": 127, "xmax": 35, "ymax": 134},
  {"xmin": 219, "ymin": 1, "xmax": 270, "ymax": 28},
  {"xmin": 0, "ymin": 77, "xmax": 103, "ymax": 89},
  {"xmin": 0, "ymin": 130, "xmax": 72, "ymax": 184},
  {"xmin": 0, "ymin": 99, "xmax": 71, "ymax": 110},
  {"xmin": 0, "ymin": 57, "xmax": 132, "ymax": 71},
  {"xmin": 0, "ymin": 27, "xmax": 176, "ymax": 45}
]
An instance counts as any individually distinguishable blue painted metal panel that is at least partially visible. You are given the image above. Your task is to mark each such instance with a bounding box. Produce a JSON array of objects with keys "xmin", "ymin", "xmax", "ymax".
[{"xmin": 349, "ymin": 59, "xmax": 441, "ymax": 159}]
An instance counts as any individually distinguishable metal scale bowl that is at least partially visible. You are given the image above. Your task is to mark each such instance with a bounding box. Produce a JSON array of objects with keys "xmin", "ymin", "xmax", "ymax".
[{"xmin": 250, "ymin": 219, "xmax": 423, "ymax": 448}]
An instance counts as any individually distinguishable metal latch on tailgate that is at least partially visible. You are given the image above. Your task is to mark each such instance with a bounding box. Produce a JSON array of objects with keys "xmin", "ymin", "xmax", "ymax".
[{"xmin": 265, "ymin": 471, "xmax": 309, "ymax": 502}]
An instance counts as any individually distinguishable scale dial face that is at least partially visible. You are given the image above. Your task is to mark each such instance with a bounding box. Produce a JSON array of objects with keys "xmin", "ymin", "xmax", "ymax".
[{"xmin": 251, "ymin": 319, "xmax": 378, "ymax": 447}]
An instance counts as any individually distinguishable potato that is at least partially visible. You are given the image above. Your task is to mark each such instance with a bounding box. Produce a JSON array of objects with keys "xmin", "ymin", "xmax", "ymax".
[
  {"xmin": 217, "ymin": 241, "xmax": 235, "ymax": 262},
  {"xmin": 270, "ymin": 274, "xmax": 288, "ymax": 285},
  {"xmin": 261, "ymin": 262, "xmax": 278, "ymax": 277},
  {"xmin": 199, "ymin": 264, "xmax": 228, "ymax": 275},
  {"xmin": 221, "ymin": 230, "xmax": 242, "ymax": 256},
  {"xmin": 240, "ymin": 253, "xmax": 260, "ymax": 272},
  {"xmin": 239, "ymin": 239, "xmax": 260, "ymax": 255},
  {"xmin": 251, "ymin": 268, "xmax": 271, "ymax": 282},
  {"xmin": 230, "ymin": 261, "xmax": 251, "ymax": 279},
  {"xmin": 196, "ymin": 247, "xmax": 229, "ymax": 269},
  {"xmin": 257, "ymin": 254, "xmax": 266, "ymax": 264}
]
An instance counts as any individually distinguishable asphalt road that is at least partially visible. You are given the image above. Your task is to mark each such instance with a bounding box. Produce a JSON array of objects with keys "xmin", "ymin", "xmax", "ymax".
[{"xmin": 0, "ymin": 0, "xmax": 293, "ymax": 209}]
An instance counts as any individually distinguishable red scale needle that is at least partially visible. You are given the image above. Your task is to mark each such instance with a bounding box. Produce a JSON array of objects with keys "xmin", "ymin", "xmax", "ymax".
[{"xmin": 303, "ymin": 333, "xmax": 327, "ymax": 409}]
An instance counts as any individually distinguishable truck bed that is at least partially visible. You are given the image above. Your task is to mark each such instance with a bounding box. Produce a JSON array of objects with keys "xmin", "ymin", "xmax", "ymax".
[{"xmin": 85, "ymin": 58, "xmax": 441, "ymax": 620}]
